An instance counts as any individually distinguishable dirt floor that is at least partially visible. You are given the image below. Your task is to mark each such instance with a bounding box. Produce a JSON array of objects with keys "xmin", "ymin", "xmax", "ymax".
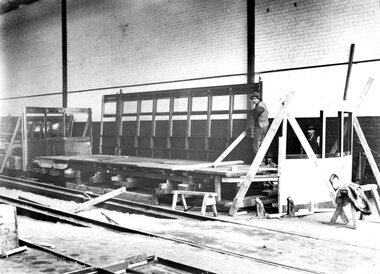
[{"xmin": 1, "ymin": 187, "xmax": 380, "ymax": 274}]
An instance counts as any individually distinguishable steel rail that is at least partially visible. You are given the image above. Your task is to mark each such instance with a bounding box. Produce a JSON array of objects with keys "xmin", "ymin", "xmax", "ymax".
[
  {"xmin": 19, "ymin": 239, "xmax": 118, "ymax": 274},
  {"xmin": 0, "ymin": 174, "xmax": 217, "ymax": 221},
  {"xmin": 0, "ymin": 193, "xmax": 322, "ymax": 274},
  {"xmin": 1, "ymin": 174, "xmax": 378, "ymax": 252}
]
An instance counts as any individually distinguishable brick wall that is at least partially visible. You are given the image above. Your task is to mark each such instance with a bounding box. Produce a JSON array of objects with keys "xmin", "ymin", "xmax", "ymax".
[{"xmin": 0, "ymin": 0, "xmax": 62, "ymax": 114}]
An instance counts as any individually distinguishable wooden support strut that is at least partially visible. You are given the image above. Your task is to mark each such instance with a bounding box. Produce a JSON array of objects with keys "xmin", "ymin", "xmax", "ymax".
[
  {"xmin": 229, "ymin": 91, "xmax": 295, "ymax": 216},
  {"xmin": 171, "ymin": 160, "xmax": 243, "ymax": 171},
  {"xmin": 0, "ymin": 115, "xmax": 22, "ymax": 174},
  {"xmin": 212, "ymin": 131, "xmax": 247, "ymax": 166}
]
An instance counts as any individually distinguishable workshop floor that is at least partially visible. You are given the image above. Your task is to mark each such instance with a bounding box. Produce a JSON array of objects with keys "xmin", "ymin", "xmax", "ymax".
[{"xmin": 1, "ymin": 188, "xmax": 380, "ymax": 274}]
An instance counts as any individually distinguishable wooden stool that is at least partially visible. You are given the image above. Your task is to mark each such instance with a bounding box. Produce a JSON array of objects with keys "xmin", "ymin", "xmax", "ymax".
[
  {"xmin": 171, "ymin": 190, "xmax": 218, "ymax": 217},
  {"xmin": 359, "ymin": 184, "xmax": 380, "ymax": 220}
]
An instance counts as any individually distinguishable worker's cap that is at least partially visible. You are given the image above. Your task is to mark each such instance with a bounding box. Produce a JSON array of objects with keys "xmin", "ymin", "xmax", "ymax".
[
  {"xmin": 307, "ymin": 124, "xmax": 316, "ymax": 130},
  {"xmin": 265, "ymin": 152, "xmax": 274, "ymax": 159},
  {"xmin": 250, "ymin": 92, "xmax": 261, "ymax": 100}
]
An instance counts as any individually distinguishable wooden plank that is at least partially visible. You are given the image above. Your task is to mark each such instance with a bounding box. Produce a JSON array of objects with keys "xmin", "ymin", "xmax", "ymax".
[
  {"xmin": 172, "ymin": 160, "xmax": 243, "ymax": 171},
  {"xmin": 287, "ymin": 112, "xmax": 336, "ymax": 205},
  {"xmin": 222, "ymin": 176, "xmax": 278, "ymax": 183},
  {"xmin": 71, "ymin": 187, "xmax": 126, "ymax": 213},
  {"xmin": 171, "ymin": 190, "xmax": 217, "ymax": 196},
  {"xmin": 353, "ymin": 117, "xmax": 380, "ymax": 189},
  {"xmin": 0, "ymin": 246, "xmax": 28, "ymax": 258},
  {"xmin": 229, "ymin": 91, "xmax": 294, "ymax": 216}
]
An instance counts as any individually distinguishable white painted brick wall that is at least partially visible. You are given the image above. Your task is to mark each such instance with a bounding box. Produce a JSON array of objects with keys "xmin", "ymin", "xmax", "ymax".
[
  {"xmin": 66, "ymin": 0, "xmax": 247, "ymax": 91},
  {"xmin": 0, "ymin": 0, "xmax": 62, "ymax": 102},
  {"xmin": 2, "ymin": 0, "xmax": 380, "ymax": 118},
  {"xmin": 255, "ymin": 0, "xmax": 380, "ymax": 70},
  {"xmin": 255, "ymin": 0, "xmax": 380, "ymax": 117}
]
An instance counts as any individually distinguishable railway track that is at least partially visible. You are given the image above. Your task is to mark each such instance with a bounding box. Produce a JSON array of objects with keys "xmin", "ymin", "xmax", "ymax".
[
  {"xmin": 0, "ymin": 174, "xmax": 377, "ymax": 252},
  {"xmin": 0, "ymin": 174, "xmax": 326, "ymax": 273},
  {"xmin": 15, "ymin": 239, "xmax": 216, "ymax": 274},
  {"xmin": 0, "ymin": 174, "xmax": 219, "ymax": 221}
]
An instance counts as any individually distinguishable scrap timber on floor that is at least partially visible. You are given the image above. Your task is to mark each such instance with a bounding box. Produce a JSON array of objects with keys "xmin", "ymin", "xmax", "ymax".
[{"xmin": 34, "ymin": 154, "xmax": 278, "ymax": 209}]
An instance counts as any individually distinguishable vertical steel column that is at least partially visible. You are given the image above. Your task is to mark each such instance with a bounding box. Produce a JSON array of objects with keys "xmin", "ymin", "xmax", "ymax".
[
  {"xmin": 115, "ymin": 91, "xmax": 124, "ymax": 156},
  {"xmin": 185, "ymin": 92, "xmax": 193, "ymax": 160},
  {"xmin": 247, "ymin": 0, "xmax": 255, "ymax": 83},
  {"xmin": 135, "ymin": 97, "xmax": 142, "ymax": 156},
  {"xmin": 99, "ymin": 96, "xmax": 105, "ymax": 154},
  {"xmin": 167, "ymin": 95, "xmax": 174, "ymax": 158},
  {"xmin": 151, "ymin": 96, "xmax": 157, "ymax": 157},
  {"xmin": 205, "ymin": 91, "xmax": 212, "ymax": 161},
  {"xmin": 61, "ymin": 0, "xmax": 68, "ymax": 108}
]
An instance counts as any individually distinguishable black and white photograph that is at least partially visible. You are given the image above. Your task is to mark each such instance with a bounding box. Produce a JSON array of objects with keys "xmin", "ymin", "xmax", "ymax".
[{"xmin": 0, "ymin": 1, "xmax": 380, "ymax": 273}]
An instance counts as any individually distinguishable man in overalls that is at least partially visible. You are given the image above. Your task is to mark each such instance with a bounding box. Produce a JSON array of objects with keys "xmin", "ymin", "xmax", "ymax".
[{"xmin": 249, "ymin": 92, "xmax": 269, "ymax": 160}]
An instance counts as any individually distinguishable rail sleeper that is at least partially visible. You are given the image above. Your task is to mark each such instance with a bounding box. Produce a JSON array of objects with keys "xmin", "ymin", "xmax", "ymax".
[{"xmin": 171, "ymin": 190, "xmax": 218, "ymax": 217}]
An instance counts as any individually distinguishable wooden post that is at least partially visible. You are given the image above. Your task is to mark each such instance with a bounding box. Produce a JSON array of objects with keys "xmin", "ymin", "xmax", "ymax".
[
  {"xmin": 277, "ymin": 136, "xmax": 286, "ymax": 213},
  {"xmin": 343, "ymin": 44, "xmax": 355, "ymax": 101},
  {"xmin": 228, "ymin": 91, "xmax": 294, "ymax": 216},
  {"xmin": 353, "ymin": 117, "xmax": 380, "ymax": 189}
]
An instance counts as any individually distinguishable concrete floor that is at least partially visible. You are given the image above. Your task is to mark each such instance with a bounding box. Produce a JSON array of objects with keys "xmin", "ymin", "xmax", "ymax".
[{"xmin": 1, "ymin": 187, "xmax": 380, "ymax": 274}]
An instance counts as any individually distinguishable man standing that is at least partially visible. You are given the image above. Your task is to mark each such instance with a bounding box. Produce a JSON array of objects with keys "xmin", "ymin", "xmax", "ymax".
[
  {"xmin": 306, "ymin": 124, "xmax": 320, "ymax": 154},
  {"xmin": 249, "ymin": 92, "xmax": 269, "ymax": 159}
]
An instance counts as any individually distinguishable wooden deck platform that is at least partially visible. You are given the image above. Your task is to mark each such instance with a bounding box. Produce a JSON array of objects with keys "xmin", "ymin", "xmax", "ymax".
[{"xmin": 34, "ymin": 155, "xmax": 278, "ymax": 206}]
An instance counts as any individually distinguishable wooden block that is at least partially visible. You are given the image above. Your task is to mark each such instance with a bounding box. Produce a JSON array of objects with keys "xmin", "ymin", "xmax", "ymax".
[
  {"xmin": 49, "ymin": 169, "xmax": 61, "ymax": 176},
  {"xmin": 155, "ymin": 188, "xmax": 172, "ymax": 195},
  {"xmin": 256, "ymin": 197, "xmax": 266, "ymax": 218},
  {"xmin": 88, "ymin": 172, "xmax": 112, "ymax": 184},
  {"xmin": 64, "ymin": 168, "xmax": 76, "ymax": 178},
  {"xmin": 118, "ymin": 191, "xmax": 159, "ymax": 205}
]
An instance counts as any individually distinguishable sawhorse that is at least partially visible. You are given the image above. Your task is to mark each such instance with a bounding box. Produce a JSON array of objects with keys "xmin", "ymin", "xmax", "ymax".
[
  {"xmin": 171, "ymin": 190, "xmax": 218, "ymax": 217},
  {"xmin": 330, "ymin": 184, "xmax": 380, "ymax": 229}
]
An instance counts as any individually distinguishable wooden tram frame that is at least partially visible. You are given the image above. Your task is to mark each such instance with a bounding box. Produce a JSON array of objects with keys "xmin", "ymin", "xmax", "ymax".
[
  {"xmin": 32, "ymin": 80, "xmax": 380, "ymax": 218},
  {"xmin": 0, "ymin": 106, "xmax": 92, "ymax": 173},
  {"xmin": 99, "ymin": 83, "xmax": 261, "ymax": 160}
]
